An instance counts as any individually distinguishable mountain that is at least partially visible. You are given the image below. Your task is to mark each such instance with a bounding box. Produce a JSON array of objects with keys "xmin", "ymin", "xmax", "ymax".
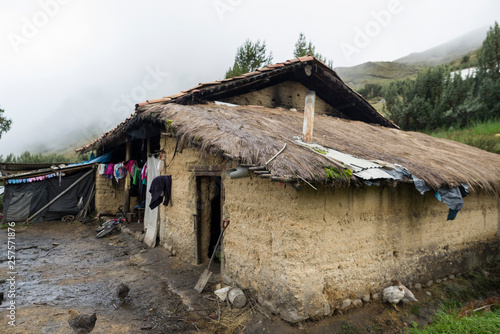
[
  {"xmin": 335, "ymin": 62, "xmax": 422, "ymax": 90},
  {"xmin": 395, "ymin": 26, "xmax": 488, "ymax": 66},
  {"xmin": 335, "ymin": 26, "xmax": 488, "ymax": 90}
]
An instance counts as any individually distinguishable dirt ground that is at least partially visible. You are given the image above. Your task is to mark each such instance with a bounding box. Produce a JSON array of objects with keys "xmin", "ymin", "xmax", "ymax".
[{"xmin": 0, "ymin": 220, "xmax": 497, "ymax": 333}]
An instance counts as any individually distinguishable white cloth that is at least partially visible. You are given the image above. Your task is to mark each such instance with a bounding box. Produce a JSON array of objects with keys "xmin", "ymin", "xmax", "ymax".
[
  {"xmin": 98, "ymin": 164, "xmax": 106, "ymax": 175},
  {"xmin": 143, "ymin": 156, "xmax": 160, "ymax": 248}
]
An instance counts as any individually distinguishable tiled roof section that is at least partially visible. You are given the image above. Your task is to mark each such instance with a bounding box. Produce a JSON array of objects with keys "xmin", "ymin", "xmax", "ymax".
[
  {"xmin": 134, "ymin": 55, "xmax": 321, "ymax": 110},
  {"xmin": 77, "ymin": 55, "xmax": 396, "ymax": 153}
]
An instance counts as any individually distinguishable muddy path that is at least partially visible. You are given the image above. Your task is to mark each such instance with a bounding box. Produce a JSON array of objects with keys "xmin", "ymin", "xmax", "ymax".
[
  {"xmin": 0, "ymin": 221, "xmax": 498, "ymax": 334},
  {"xmin": 0, "ymin": 221, "xmax": 220, "ymax": 333}
]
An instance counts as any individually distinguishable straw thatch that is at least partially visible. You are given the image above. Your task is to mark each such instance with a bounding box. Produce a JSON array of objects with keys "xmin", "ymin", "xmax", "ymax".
[{"xmin": 136, "ymin": 102, "xmax": 500, "ymax": 194}]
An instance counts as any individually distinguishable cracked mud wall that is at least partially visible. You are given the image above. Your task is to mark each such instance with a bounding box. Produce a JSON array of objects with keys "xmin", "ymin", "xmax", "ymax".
[
  {"xmin": 222, "ymin": 176, "xmax": 499, "ymax": 322},
  {"xmin": 95, "ymin": 173, "xmax": 138, "ymax": 214},
  {"xmin": 157, "ymin": 137, "xmax": 226, "ymax": 264}
]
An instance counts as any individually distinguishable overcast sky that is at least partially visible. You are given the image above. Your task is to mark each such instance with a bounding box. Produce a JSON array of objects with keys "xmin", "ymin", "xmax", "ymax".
[{"xmin": 0, "ymin": 0, "xmax": 499, "ymax": 156}]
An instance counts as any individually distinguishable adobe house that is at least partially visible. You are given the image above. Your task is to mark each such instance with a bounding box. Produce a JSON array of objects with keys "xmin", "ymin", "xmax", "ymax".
[{"xmin": 77, "ymin": 56, "xmax": 500, "ymax": 322}]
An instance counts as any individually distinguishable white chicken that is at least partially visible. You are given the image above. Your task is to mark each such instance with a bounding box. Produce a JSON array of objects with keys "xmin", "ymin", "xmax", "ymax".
[
  {"xmin": 392, "ymin": 279, "xmax": 418, "ymax": 304},
  {"xmin": 382, "ymin": 285, "xmax": 405, "ymax": 310},
  {"xmin": 382, "ymin": 279, "xmax": 418, "ymax": 310}
]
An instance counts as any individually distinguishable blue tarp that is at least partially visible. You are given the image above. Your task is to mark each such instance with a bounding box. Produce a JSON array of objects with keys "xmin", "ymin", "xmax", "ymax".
[{"xmin": 68, "ymin": 151, "xmax": 113, "ymax": 167}]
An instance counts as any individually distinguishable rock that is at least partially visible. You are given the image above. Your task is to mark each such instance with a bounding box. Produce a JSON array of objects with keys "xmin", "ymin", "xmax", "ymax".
[
  {"xmin": 352, "ymin": 299, "xmax": 363, "ymax": 307},
  {"xmin": 414, "ymin": 283, "xmax": 422, "ymax": 290},
  {"xmin": 362, "ymin": 294, "xmax": 370, "ymax": 303},
  {"xmin": 280, "ymin": 308, "xmax": 307, "ymax": 323},
  {"xmin": 371, "ymin": 293, "xmax": 380, "ymax": 301},
  {"xmin": 448, "ymin": 275, "xmax": 455, "ymax": 280},
  {"xmin": 52, "ymin": 242, "xmax": 60, "ymax": 246},
  {"xmin": 442, "ymin": 277, "xmax": 447, "ymax": 282},
  {"xmin": 262, "ymin": 300, "xmax": 279, "ymax": 315},
  {"xmin": 426, "ymin": 280, "xmax": 433, "ymax": 288},
  {"xmin": 436, "ymin": 279, "xmax": 442, "ymax": 283},
  {"xmin": 324, "ymin": 303, "xmax": 331, "ymax": 316},
  {"xmin": 426, "ymin": 291, "xmax": 432, "ymax": 296},
  {"xmin": 341, "ymin": 299, "xmax": 351, "ymax": 310},
  {"xmin": 482, "ymin": 270, "xmax": 490, "ymax": 277},
  {"xmin": 222, "ymin": 274, "xmax": 232, "ymax": 286}
]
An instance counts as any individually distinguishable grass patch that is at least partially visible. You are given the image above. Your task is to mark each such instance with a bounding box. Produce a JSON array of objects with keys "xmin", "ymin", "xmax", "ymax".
[
  {"xmin": 409, "ymin": 307, "xmax": 500, "ymax": 334},
  {"xmin": 410, "ymin": 264, "xmax": 500, "ymax": 333},
  {"xmin": 341, "ymin": 322, "xmax": 357, "ymax": 334},
  {"xmin": 426, "ymin": 119, "xmax": 500, "ymax": 154}
]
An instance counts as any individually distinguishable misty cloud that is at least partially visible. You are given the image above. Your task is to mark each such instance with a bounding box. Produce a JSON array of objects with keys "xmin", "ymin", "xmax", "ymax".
[{"xmin": 0, "ymin": 0, "xmax": 499, "ymax": 156}]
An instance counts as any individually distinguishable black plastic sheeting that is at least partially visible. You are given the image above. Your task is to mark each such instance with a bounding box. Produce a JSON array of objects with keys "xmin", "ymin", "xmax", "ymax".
[{"xmin": 2, "ymin": 169, "xmax": 94, "ymax": 223}]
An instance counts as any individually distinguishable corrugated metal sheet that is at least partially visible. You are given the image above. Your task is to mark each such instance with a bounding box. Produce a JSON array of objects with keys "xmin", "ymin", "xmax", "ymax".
[
  {"xmin": 294, "ymin": 139, "xmax": 381, "ymax": 172},
  {"xmin": 353, "ymin": 169, "xmax": 397, "ymax": 180}
]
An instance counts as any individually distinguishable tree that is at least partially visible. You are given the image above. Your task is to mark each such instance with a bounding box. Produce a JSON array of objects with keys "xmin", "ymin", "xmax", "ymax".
[
  {"xmin": 293, "ymin": 33, "xmax": 333, "ymax": 68},
  {"xmin": 225, "ymin": 39, "xmax": 273, "ymax": 78},
  {"xmin": 0, "ymin": 151, "xmax": 77, "ymax": 163},
  {"xmin": 0, "ymin": 107, "xmax": 12, "ymax": 140},
  {"xmin": 478, "ymin": 21, "xmax": 500, "ymax": 80},
  {"xmin": 476, "ymin": 21, "xmax": 500, "ymax": 117}
]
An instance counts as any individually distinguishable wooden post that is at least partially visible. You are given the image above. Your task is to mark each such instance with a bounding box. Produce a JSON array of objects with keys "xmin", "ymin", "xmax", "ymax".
[
  {"xmin": 123, "ymin": 141, "xmax": 131, "ymax": 216},
  {"xmin": 303, "ymin": 90, "xmax": 316, "ymax": 143}
]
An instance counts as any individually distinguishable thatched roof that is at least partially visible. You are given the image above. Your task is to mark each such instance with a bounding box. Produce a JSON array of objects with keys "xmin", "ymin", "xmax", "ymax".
[
  {"xmin": 74, "ymin": 56, "xmax": 500, "ymax": 193},
  {"xmin": 134, "ymin": 102, "xmax": 500, "ymax": 194}
]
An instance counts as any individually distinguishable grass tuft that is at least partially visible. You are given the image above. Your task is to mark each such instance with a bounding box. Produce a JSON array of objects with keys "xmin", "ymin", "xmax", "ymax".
[{"xmin": 426, "ymin": 119, "xmax": 500, "ymax": 154}]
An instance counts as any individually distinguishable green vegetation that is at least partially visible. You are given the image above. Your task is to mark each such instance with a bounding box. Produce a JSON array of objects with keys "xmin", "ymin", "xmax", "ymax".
[
  {"xmin": 426, "ymin": 119, "xmax": 500, "ymax": 154},
  {"xmin": 325, "ymin": 166, "xmax": 353, "ymax": 181},
  {"xmin": 410, "ymin": 309, "xmax": 500, "ymax": 334},
  {"xmin": 0, "ymin": 107, "xmax": 12, "ymax": 140},
  {"xmin": 447, "ymin": 49, "xmax": 480, "ymax": 71},
  {"xmin": 0, "ymin": 150, "xmax": 87, "ymax": 164},
  {"xmin": 336, "ymin": 61, "xmax": 422, "ymax": 90},
  {"xmin": 382, "ymin": 22, "xmax": 500, "ymax": 133},
  {"xmin": 225, "ymin": 39, "xmax": 273, "ymax": 78},
  {"xmin": 410, "ymin": 264, "xmax": 500, "ymax": 334},
  {"xmin": 293, "ymin": 33, "xmax": 333, "ymax": 68}
]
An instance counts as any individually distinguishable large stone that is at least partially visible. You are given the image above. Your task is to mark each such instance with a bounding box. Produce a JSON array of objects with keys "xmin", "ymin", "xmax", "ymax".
[
  {"xmin": 280, "ymin": 308, "xmax": 308, "ymax": 323},
  {"xmin": 341, "ymin": 299, "xmax": 351, "ymax": 310},
  {"xmin": 352, "ymin": 299, "xmax": 363, "ymax": 307},
  {"xmin": 361, "ymin": 294, "xmax": 370, "ymax": 303}
]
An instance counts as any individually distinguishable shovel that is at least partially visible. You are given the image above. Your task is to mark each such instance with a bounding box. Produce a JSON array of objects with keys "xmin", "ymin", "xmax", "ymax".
[{"xmin": 194, "ymin": 219, "xmax": 230, "ymax": 293}]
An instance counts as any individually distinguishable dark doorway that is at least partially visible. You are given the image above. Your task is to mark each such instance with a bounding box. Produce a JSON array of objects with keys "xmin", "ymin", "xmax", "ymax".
[{"xmin": 195, "ymin": 175, "xmax": 222, "ymax": 264}]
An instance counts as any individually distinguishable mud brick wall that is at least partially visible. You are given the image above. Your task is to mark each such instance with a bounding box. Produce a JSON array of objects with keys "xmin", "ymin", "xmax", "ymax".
[
  {"xmin": 95, "ymin": 172, "xmax": 138, "ymax": 215},
  {"xmin": 222, "ymin": 176, "xmax": 499, "ymax": 322},
  {"xmin": 157, "ymin": 137, "xmax": 226, "ymax": 263},
  {"xmin": 221, "ymin": 81, "xmax": 343, "ymax": 117}
]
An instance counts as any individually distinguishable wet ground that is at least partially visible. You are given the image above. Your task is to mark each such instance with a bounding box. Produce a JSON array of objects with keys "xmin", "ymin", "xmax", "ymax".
[
  {"xmin": 0, "ymin": 220, "xmax": 498, "ymax": 333},
  {"xmin": 0, "ymin": 220, "xmax": 221, "ymax": 333}
]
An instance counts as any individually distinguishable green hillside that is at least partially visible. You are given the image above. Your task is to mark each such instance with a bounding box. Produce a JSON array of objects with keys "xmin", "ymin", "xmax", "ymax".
[
  {"xmin": 334, "ymin": 61, "xmax": 423, "ymax": 90},
  {"xmin": 335, "ymin": 26, "xmax": 487, "ymax": 91}
]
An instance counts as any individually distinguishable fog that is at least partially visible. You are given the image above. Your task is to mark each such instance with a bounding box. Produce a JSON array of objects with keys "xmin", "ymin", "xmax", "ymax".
[{"xmin": 0, "ymin": 0, "xmax": 499, "ymax": 156}]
